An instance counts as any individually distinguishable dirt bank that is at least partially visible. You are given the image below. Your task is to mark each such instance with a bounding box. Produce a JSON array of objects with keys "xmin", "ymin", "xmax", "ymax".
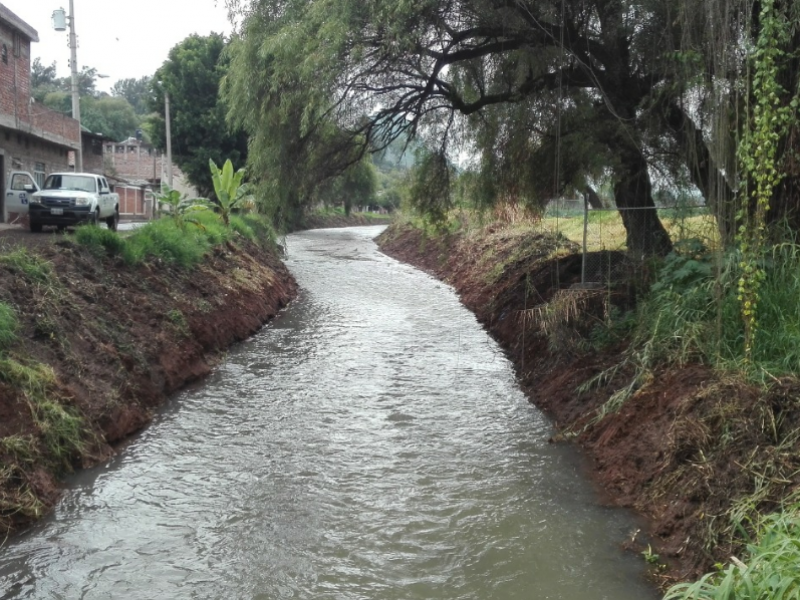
[
  {"xmin": 377, "ymin": 221, "xmax": 800, "ymax": 587},
  {"xmin": 0, "ymin": 229, "xmax": 296, "ymax": 535}
]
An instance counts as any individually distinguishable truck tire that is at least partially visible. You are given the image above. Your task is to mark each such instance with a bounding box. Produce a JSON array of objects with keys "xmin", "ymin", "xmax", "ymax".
[
  {"xmin": 30, "ymin": 221, "xmax": 42, "ymax": 233},
  {"xmin": 106, "ymin": 208, "xmax": 119, "ymax": 232},
  {"xmin": 91, "ymin": 209, "xmax": 100, "ymax": 226}
]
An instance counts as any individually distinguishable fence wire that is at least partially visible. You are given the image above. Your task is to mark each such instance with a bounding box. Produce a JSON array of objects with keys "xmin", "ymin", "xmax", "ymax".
[{"xmin": 537, "ymin": 199, "xmax": 717, "ymax": 287}]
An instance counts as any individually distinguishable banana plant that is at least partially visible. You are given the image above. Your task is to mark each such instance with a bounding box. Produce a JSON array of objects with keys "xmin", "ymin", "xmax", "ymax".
[
  {"xmin": 156, "ymin": 184, "xmax": 212, "ymax": 230},
  {"xmin": 209, "ymin": 159, "xmax": 254, "ymax": 226}
]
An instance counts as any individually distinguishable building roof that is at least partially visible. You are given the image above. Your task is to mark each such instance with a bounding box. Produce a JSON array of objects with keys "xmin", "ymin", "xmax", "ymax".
[{"xmin": 0, "ymin": 4, "xmax": 40, "ymax": 42}]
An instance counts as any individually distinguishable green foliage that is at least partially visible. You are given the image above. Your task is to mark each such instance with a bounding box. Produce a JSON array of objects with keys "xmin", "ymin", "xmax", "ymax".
[
  {"xmin": 110, "ymin": 76, "xmax": 152, "ymax": 115},
  {"xmin": 588, "ymin": 307, "xmax": 636, "ymax": 351},
  {"xmin": 234, "ymin": 214, "xmax": 279, "ymax": 247},
  {"xmin": 632, "ymin": 241, "xmax": 800, "ymax": 378},
  {"xmin": 0, "ymin": 358, "xmax": 84, "ymax": 469},
  {"xmin": 74, "ymin": 226, "xmax": 127, "ymax": 257},
  {"xmin": 315, "ymin": 158, "xmax": 378, "ymax": 216},
  {"xmin": 651, "ymin": 239, "xmax": 715, "ymax": 294},
  {"xmin": 150, "ymin": 33, "xmax": 248, "ymax": 197},
  {"xmin": 736, "ymin": 0, "xmax": 796, "ymax": 361},
  {"xmin": 0, "ymin": 248, "xmax": 54, "ymax": 284},
  {"xmin": 664, "ymin": 507, "xmax": 800, "ymax": 600},
  {"xmin": 156, "ymin": 185, "xmax": 213, "ymax": 230},
  {"xmin": 80, "ymin": 96, "xmax": 140, "ymax": 141},
  {"xmin": 0, "ymin": 302, "xmax": 18, "ymax": 352},
  {"xmin": 124, "ymin": 219, "xmax": 210, "ymax": 268},
  {"xmin": 407, "ymin": 149, "xmax": 455, "ymax": 228},
  {"xmin": 208, "ymin": 159, "xmax": 253, "ymax": 225}
]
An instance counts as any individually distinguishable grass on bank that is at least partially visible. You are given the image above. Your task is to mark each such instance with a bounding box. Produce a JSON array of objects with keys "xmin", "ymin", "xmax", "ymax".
[
  {"xmin": 664, "ymin": 506, "xmax": 800, "ymax": 599},
  {"xmin": 392, "ymin": 207, "xmax": 800, "ymax": 593},
  {"xmin": 74, "ymin": 212, "xmax": 279, "ymax": 268}
]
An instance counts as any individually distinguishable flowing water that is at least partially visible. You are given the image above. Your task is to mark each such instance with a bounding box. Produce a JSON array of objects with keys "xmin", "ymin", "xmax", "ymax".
[{"xmin": 0, "ymin": 226, "xmax": 657, "ymax": 599}]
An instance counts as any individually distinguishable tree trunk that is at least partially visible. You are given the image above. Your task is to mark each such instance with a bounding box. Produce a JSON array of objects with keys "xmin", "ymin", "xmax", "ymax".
[
  {"xmin": 584, "ymin": 185, "xmax": 604, "ymax": 209},
  {"xmin": 614, "ymin": 150, "xmax": 673, "ymax": 256}
]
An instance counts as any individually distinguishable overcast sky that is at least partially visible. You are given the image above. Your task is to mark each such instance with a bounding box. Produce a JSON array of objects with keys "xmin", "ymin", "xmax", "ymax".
[{"xmin": 13, "ymin": 0, "xmax": 234, "ymax": 92}]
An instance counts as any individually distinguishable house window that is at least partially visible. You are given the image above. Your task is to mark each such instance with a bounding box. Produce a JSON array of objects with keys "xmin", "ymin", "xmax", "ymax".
[
  {"xmin": 12, "ymin": 32, "xmax": 21, "ymax": 57},
  {"xmin": 1, "ymin": 45, "xmax": 7, "ymax": 64},
  {"xmin": 34, "ymin": 163, "xmax": 46, "ymax": 188}
]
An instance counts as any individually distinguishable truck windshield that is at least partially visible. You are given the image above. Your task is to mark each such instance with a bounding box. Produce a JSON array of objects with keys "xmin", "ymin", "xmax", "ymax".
[{"xmin": 43, "ymin": 175, "xmax": 97, "ymax": 193}]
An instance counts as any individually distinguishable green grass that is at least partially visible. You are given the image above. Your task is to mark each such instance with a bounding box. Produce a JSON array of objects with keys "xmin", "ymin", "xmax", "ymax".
[
  {"xmin": 74, "ymin": 225, "xmax": 127, "ymax": 257},
  {"xmin": 664, "ymin": 506, "xmax": 800, "ymax": 599},
  {"xmin": 0, "ymin": 302, "xmax": 17, "ymax": 352},
  {"xmin": 75, "ymin": 212, "xmax": 279, "ymax": 268},
  {"xmin": 0, "ymin": 357, "xmax": 85, "ymax": 469},
  {"xmin": 0, "ymin": 248, "xmax": 54, "ymax": 283},
  {"xmin": 0, "ymin": 435, "xmax": 38, "ymax": 463}
]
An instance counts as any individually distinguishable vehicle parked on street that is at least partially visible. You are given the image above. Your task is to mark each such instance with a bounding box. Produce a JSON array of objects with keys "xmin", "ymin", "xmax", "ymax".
[
  {"xmin": 29, "ymin": 173, "xmax": 120, "ymax": 232},
  {"xmin": 3, "ymin": 171, "xmax": 40, "ymax": 224}
]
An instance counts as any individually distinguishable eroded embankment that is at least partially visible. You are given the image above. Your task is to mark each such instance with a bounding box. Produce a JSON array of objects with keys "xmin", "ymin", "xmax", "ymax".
[
  {"xmin": 0, "ymin": 235, "xmax": 296, "ymax": 535},
  {"xmin": 377, "ymin": 221, "xmax": 800, "ymax": 587}
]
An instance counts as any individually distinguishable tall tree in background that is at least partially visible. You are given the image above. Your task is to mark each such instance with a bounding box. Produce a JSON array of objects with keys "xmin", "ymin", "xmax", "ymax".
[
  {"xmin": 149, "ymin": 33, "xmax": 248, "ymax": 197},
  {"xmin": 111, "ymin": 76, "xmax": 152, "ymax": 115}
]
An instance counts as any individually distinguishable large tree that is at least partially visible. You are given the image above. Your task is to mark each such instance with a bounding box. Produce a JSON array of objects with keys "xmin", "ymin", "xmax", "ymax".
[
  {"xmin": 149, "ymin": 33, "xmax": 248, "ymax": 198},
  {"xmin": 111, "ymin": 76, "xmax": 152, "ymax": 116},
  {"xmin": 225, "ymin": 0, "xmax": 749, "ymax": 253}
]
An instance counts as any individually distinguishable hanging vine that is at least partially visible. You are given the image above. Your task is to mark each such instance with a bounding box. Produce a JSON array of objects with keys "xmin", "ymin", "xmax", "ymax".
[{"xmin": 737, "ymin": 0, "xmax": 797, "ymax": 360}]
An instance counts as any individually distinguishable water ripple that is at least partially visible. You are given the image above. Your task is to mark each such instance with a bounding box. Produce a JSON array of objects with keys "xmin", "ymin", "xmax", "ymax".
[{"xmin": 0, "ymin": 226, "xmax": 656, "ymax": 600}]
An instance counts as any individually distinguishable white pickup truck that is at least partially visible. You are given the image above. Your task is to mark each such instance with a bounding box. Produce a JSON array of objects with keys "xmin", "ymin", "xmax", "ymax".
[{"xmin": 29, "ymin": 172, "xmax": 120, "ymax": 233}]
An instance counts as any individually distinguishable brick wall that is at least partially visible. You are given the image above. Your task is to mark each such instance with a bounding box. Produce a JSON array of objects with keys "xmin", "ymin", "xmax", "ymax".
[
  {"xmin": 0, "ymin": 19, "xmax": 31, "ymax": 124},
  {"xmin": 0, "ymin": 17, "xmax": 80, "ymax": 148},
  {"xmin": 105, "ymin": 142, "xmax": 163, "ymax": 181}
]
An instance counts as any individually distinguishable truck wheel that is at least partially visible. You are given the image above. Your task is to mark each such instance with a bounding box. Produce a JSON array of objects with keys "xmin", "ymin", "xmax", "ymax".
[
  {"xmin": 91, "ymin": 209, "xmax": 100, "ymax": 226},
  {"xmin": 106, "ymin": 208, "xmax": 119, "ymax": 232},
  {"xmin": 30, "ymin": 221, "xmax": 43, "ymax": 233}
]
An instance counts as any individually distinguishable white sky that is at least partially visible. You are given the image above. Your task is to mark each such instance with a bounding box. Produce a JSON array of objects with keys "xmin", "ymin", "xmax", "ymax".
[{"xmin": 11, "ymin": 0, "xmax": 234, "ymax": 92}]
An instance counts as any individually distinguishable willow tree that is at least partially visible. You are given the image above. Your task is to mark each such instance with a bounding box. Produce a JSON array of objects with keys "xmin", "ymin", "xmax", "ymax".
[{"xmin": 224, "ymin": 0, "xmax": 775, "ymax": 253}]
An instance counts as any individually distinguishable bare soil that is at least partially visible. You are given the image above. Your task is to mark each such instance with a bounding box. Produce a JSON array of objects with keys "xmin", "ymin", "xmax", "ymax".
[
  {"xmin": 377, "ymin": 222, "xmax": 800, "ymax": 587},
  {"xmin": 0, "ymin": 226, "xmax": 297, "ymax": 535}
]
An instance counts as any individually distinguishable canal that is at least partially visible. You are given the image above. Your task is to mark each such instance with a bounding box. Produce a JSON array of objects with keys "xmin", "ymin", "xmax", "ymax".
[{"xmin": 0, "ymin": 226, "xmax": 657, "ymax": 599}]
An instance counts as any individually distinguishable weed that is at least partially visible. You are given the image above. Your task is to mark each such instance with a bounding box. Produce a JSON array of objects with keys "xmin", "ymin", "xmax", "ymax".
[
  {"xmin": 125, "ymin": 219, "xmax": 208, "ymax": 268},
  {"xmin": 0, "ymin": 357, "xmax": 84, "ymax": 469},
  {"xmin": 0, "ymin": 435, "xmax": 38, "ymax": 463},
  {"xmin": 664, "ymin": 506, "xmax": 800, "ymax": 599},
  {"xmin": 166, "ymin": 309, "xmax": 189, "ymax": 336},
  {"xmin": 0, "ymin": 302, "xmax": 17, "ymax": 352},
  {"xmin": 0, "ymin": 248, "xmax": 53, "ymax": 283},
  {"xmin": 642, "ymin": 544, "xmax": 661, "ymax": 565},
  {"xmin": 74, "ymin": 225, "xmax": 127, "ymax": 257}
]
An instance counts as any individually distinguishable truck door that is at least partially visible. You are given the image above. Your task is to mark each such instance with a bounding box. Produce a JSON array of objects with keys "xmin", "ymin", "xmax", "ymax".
[{"xmin": 4, "ymin": 171, "xmax": 39, "ymax": 222}]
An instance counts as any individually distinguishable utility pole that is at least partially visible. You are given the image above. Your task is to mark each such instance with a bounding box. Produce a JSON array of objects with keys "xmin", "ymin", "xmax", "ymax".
[
  {"xmin": 68, "ymin": 0, "xmax": 81, "ymax": 171},
  {"xmin": 53, "ymin": 2, "xmax": 82, "ymax": 171},
  {"xmin": 165, "ymin": 91, "xmax": 173, "ymax": 188}
]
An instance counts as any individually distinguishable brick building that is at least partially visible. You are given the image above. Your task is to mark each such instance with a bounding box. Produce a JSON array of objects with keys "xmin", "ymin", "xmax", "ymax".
[
  {"xmin": 0, "ymin": 3, "xmax": 82, "ymax": 223},
  {"xmin": 104, "ymin": 137, "xmax": 197, "ymax": 219},
  {"xmin": 0, "ymin": 3, "xmax": 197, "ymax": 224}
]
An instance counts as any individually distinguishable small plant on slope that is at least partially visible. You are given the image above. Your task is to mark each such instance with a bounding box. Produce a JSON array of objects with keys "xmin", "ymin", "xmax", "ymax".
[{"xmin": 209, "ymin": 158, "xmax": 254, "ymax": 226}]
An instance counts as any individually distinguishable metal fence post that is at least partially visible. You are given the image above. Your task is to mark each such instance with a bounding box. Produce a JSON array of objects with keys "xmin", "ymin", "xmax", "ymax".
[{"xmin": 581, "ymin": 194, "xmax": 589, "ymax": 285}]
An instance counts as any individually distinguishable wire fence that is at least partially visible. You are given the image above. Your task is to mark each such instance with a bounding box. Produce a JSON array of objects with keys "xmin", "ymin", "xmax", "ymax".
[{"xmin": 537, "ymin": 198, "xmax": 716, "ymax": 286}]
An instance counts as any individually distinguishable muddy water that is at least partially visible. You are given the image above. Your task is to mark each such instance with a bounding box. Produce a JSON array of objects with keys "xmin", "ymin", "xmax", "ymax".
[{"xmin": 0, "ymin": 226, "xmax": 657, "ymax": 599}]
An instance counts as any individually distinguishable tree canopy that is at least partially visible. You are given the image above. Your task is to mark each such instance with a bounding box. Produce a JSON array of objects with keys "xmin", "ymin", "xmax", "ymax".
[
  {"xmin": 148, "ymin": 33, "xmax": 248, "ymax": 198},
  {"xmin": 222, "ymin": 0, "xmax": 800, "ymax": 253}
]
